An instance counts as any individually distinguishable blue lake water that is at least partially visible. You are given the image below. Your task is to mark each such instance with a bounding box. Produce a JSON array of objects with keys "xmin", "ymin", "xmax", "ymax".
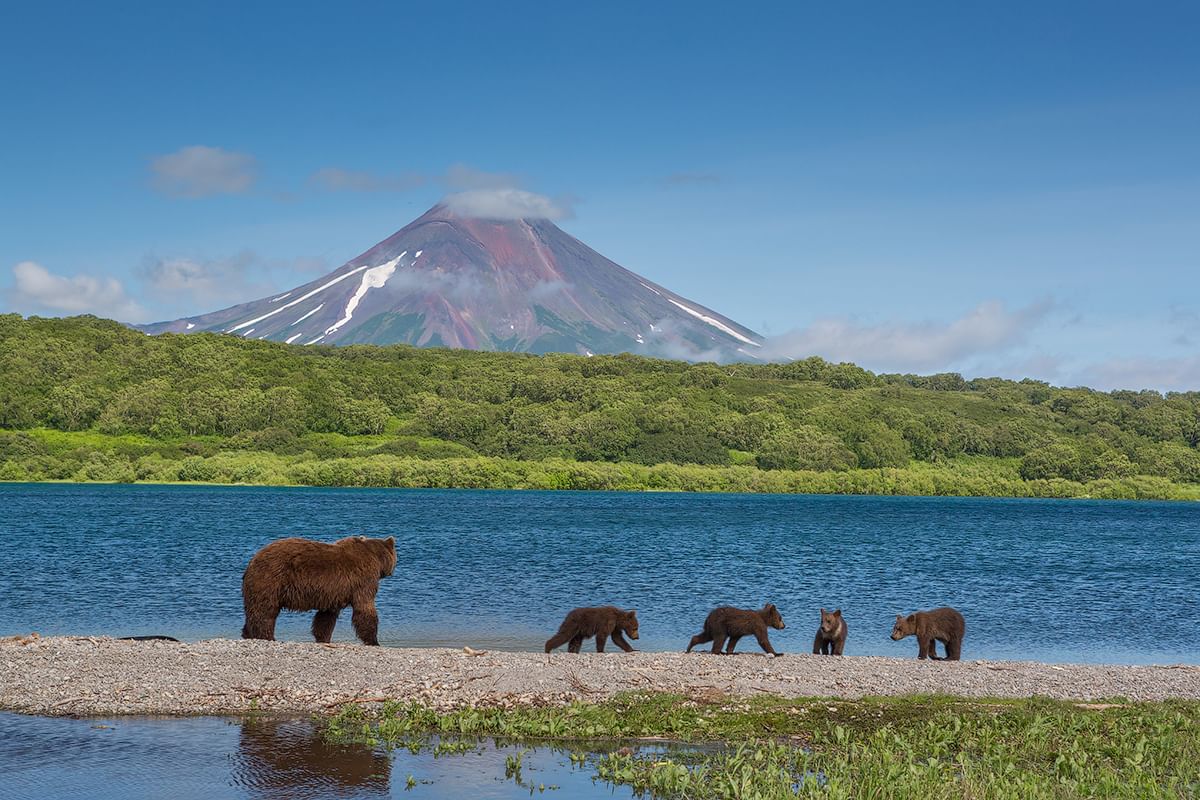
[
  {"xmin": 1, "ymin": 483, "xmax": 1197, "ymax": 664},
  {"xmin": 0, "ymin": 713, "xmax": 633, "ymax": 800}
]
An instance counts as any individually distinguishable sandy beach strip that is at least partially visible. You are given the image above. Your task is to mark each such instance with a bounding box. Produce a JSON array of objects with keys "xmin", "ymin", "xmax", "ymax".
[{"xmin": 2, "ymin": 636, "xmax": 1199, "ymax": 717}]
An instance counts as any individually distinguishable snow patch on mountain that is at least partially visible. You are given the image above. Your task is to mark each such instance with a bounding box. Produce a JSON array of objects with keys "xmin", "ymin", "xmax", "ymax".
[
  {"xmin": 229, "ymin": 264, "xmax": 372, "ymax": 333},
  {"xmin": 324, "ymin": 254, "xmax": 403, "ymax": 337},
  {"xmin": 291, "ymin": 303, "xmax": 324, "ymax": 326},
  {"xmin": 666, "ymin": 298, "xmax": 760, "ymax": 346}
]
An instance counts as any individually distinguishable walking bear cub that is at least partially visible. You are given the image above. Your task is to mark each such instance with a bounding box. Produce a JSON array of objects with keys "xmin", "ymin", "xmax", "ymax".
[
  {"xmin": 687, "ymin": 604, "xmax": 786, "ymax": 656},
  {"xmin": 545, "ymin": 606, "xmax": 639, "ymax": 653},
  {"xmin": 242, "ymin": 535, "xmax": 397, "ymax": 646},
  {"xmin": 812, "ymin": 608, "xmax": 847, "ymax": 656},
  {"xmin": 890, "ymin": 606, "xmax": 965, "ymax": 660}
]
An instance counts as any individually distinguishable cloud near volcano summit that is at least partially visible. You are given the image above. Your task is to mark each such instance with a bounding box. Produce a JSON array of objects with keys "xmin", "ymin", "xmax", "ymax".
[{"xmin": 441, "ymin": 188, "xmax": 571, "ymax": 220}]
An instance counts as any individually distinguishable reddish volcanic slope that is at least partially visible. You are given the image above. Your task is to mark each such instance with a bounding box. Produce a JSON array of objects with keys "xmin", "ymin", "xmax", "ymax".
[{"xmin": 140, "ymin": 205, "xmax": 763, "ymax": 360}]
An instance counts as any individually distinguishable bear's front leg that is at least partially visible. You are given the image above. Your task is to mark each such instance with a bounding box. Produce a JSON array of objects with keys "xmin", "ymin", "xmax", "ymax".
[
  {"xmin": 595, "ymin": 633, "xmax": 608, "ymax": 652},
  {"xmin": 351, "ymin": 600, "xmax": 380, "ymax": 646},
  {"xmin": 917, "ymin": 635, "xmax": 932, "ymax": 659},
  {"xmin": 612, "ymin": 631, "xmax": 636, "ymax": 652}
]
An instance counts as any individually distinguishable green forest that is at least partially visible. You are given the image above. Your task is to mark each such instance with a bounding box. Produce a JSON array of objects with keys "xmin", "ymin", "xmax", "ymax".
[{"xmin": 2, "ymin": 314, "xmax": 1199, "ymax": 499}]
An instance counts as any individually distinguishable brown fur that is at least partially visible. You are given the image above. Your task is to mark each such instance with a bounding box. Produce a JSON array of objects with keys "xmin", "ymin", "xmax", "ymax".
[
  {"xmin": 544, "ymin": 606, "xmax": 640, "ymax": 653},
  {"xmin": 812, "ymin": 608, "xmax": 847, "ymax": 655},
  {"xmin": 241, "ymin": 535, "xmax": 397, "ymax": 646},
  {"xmin": 686, "ymin": 603, "xmax": 786, "ymax": 656},
  {"xmin": 890, "ymin": 606, "xmax": 965, "ymax": 660}
]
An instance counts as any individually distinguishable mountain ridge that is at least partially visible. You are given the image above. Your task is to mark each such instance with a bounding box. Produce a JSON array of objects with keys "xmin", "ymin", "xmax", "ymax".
[{"xmin": 140, "ymin": 204, "xmax": 763, "ymax": 360}]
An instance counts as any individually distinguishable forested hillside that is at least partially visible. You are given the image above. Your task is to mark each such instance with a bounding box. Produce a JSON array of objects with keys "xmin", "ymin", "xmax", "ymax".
[{"xmin": 2, "ymin": 314, "xmax": 1198, "ymax": 499}]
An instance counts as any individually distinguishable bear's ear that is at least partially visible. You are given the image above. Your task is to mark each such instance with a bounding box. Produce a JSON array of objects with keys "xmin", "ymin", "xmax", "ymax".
[
  {"xmin": 896, "ymin": 614, "xmax": 903, "ymax": 622},
  {"xmin": 357, "ymin": 535, "xmax": 366, "ymax": 541},
  {"xmin": 386, "ymin": 536, "xmax": 395, "ymax": 548},
  {"xmin": 833, "ymin": 609, "xmax": 841, "ymax": 617},
  {"xmin": 820, "ymin": 607, "xmax": 826, "ymax": 616},
  {"xmin": 627, "ymin": 609, "xmax": 637, "ymax": 617}
]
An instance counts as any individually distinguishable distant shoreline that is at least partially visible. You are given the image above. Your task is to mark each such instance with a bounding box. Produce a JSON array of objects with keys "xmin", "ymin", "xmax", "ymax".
[
  {"xmin": 3, "ymin": 466, "xmax": 1199, "ymax": 502},
  {"xmin": 4, "ymin": 637, "xmax": 1199, "ymax": 718}
]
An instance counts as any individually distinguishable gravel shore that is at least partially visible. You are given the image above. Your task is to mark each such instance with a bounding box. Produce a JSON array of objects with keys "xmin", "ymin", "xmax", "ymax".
[{"xmin": 3, "ymin": 636, "xmax": 1199, "ymax": 717}]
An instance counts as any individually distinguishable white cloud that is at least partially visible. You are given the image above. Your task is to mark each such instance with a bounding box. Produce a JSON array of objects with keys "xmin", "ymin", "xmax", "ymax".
[
  {"xmin": 8, "ymin": 261, "xmax": 149, "ymax": 322},
  {"xmin": 150, "ymin": 145, "xmax": 256, "ymax": 197},
  {"xmin": 442, "ymin": 188, "xmax": 571, "ymax": 220},
  {"xmin": 528, "ymin": 279, "xmax": 570, "ymax": 301},
  {"xmin": 139, "ymin": 252, "xmax": 268, "ymax": 306},
  {"xmin": 310, "ymin": 167, "xmax": 425, "ymax": 192},
  {"xmin": 1072, "ymin": 356, "xmax": 1200, "ymax": 393},
  {"xmin": 759, "ymin": 300, "xmax": 1054, "ymax": 373}
]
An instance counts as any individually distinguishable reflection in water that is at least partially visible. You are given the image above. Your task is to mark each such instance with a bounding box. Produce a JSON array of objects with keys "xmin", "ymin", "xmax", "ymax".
[
  {"xmin": 0, "ymin": 712, "xmax": 634, "ymax": 800},
  {"xmin": 232, "ymin": 718, "xmax": 391, "ymax": 798}
]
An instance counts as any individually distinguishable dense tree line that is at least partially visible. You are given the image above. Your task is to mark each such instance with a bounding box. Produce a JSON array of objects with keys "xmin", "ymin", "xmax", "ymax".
[{"xmin": 1, "ymin": 314, "xmax": 1198, "ymax": 495}]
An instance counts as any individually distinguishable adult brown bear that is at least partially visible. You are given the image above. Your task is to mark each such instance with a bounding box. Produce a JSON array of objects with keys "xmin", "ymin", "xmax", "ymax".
[
  {"xmin": 686, "ymin": 604, "xmax": 786, "ymax": 656},
  {"xmin": 241, "ymin": 536, "xmax": 397, "ymax": 646},
  {"xmin": 890, "ymin": 606, "xmax": 965, "ymax": 660},
  {"xmin": 544, "ymin": 606, "xmax": 639, "ymax": 653}
]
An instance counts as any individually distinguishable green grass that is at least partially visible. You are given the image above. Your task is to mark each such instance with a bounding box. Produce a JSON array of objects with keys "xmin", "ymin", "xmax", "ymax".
[{"xmin": 325, "ymin": 693, "xmax": 1200, "ymax": 799}]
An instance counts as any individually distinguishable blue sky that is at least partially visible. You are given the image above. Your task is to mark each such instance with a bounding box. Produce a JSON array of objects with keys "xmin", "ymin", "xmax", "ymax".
[{"xmin": 2, "ymin": 2, "xmax": 1198, "ymax": 390}]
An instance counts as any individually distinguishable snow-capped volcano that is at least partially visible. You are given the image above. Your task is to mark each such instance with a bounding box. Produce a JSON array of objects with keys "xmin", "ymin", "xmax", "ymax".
[{"xmin": 140, "ymin": 204, "xmax": 763, "ymax": 360}]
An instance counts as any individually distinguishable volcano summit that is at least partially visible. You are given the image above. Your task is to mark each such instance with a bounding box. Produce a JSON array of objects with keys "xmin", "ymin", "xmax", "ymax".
[{"xmin": 141, "ymin": 204, "xmax": 763, "ymax": 360}]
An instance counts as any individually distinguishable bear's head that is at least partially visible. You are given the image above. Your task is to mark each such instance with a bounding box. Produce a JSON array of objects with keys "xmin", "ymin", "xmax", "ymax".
[
  {"xmin": 819, "ymin": 608, "xmax": 842, "ymax": 635},
  {"xmin": 620, "ymin": 609, "xmax": 639, "ymax": 640},
  {"xmin": 762, "ymin": 603, "xmax": 785, "ymax": 630},
  {"xmin": 374, "ymin": 536, "xmax": 397, "ymax": 577},
  {"xmin": 890, "ymin": 614, "xmax": 916, "ymax": 640}
]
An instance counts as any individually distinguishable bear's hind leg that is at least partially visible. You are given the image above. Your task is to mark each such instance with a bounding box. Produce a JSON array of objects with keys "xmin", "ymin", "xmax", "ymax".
[
  {"xmin": 545, "ymin": 631, "xmax": 572, "ymax": 653},
  {"xmin": 351, "ymin": 600, "xmax": 380, "ymax": 646},
  {"xmin": 568, "ymin": 635, "xmax": 585, "ymax": 653},
  {"xmin": 710, "ymin": 634, "xmax": 727, "ymax": 654},
  {"xmin": 945, "ymin": 637, "xmax": 961, "ymax": 660},
  {"xmin": 725, "ymin": 635, "xmax": 742, "ymax": 654},
  {"xmin": 686, "ymin": 630, "xmax": 712, "ymax": 653},
  {"xmin": 595, "ymin": 633, "xmax": 608, "ymax": 652},
  {"xmin": 242, "ymin": 609, "xmax": 278, "ymax": 641},
  {"xmin": 312, "ymin": 609, "xmax": 340, "ymax": 643}
]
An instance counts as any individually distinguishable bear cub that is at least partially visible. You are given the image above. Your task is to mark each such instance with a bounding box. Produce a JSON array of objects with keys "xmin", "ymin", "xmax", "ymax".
[
  {"xmin": 890, "ymin": 606, "xmax": 965, "ymax": 660},
  {"xmin": 545, "ymin": 606, "xmax": 639, "ymax": 653},
  {"xmin": 242, "ymin": 535, "xmax": 397, "ymax": 646},
  {"xmin": 686, "ymin": 603, "xmax": 786, "ymax": 656},
  {"xmin": 812, "ymin": 608, "xmax": 847, "ymax": 656}
]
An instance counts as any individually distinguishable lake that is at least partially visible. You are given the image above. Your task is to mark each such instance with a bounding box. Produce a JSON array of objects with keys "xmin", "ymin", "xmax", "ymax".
[
  {"xmin": 0, "ymin": 712, "xmax": 637, "ymax": 800},
  {"xmin": 1, "ymin": 483, "xmax": 1197, "ymax": 664}
]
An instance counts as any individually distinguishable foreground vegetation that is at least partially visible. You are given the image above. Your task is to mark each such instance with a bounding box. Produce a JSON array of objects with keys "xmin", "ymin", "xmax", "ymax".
[
  {"xmin": 327, "ymin": 693, "xmax": 1200, "ymax": 799},
  {"xmin": 2, "ymin": 314, "xmax": 1199, "ymax": 499}
]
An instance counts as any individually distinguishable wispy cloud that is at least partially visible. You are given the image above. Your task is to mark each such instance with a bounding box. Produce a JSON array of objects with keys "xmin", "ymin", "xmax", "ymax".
[
  {"xmin": 442, "ymin": 188, "xmax": 571, "ymax": 220},
  {"xmin": 661, "ymin": 172, "xmax": 721, "ymax": 186},
  {"xmin": 7, "ymin": 261, "xmax": 149, "ymax": 322},
  {"xmin": 139, "ymin": 252, "xmax": 270, "ymax": 307},
  {"xmin": 310, "ymin": 167, "xmax": 426, "ymax": 192},
  {"xmin": 150, "ymin": 145, "xmax": 256, "ymax": 198},
  {"xmin": 1072, "ymin": 356, "xmax": 1200, "ymax": 394},
  {"xmin": 306, "ymin": 161, "xmax": 571, "ymax": 219},
  {"xmin": 758, "ymin": 300, "xmax": 1055, "ymax": 373}
]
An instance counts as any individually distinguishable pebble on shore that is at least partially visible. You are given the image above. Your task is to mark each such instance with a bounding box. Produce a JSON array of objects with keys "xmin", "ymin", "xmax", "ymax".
[{"xmin": 2, "ymin": 636, "xmax": 1199, "ymax": 717}]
